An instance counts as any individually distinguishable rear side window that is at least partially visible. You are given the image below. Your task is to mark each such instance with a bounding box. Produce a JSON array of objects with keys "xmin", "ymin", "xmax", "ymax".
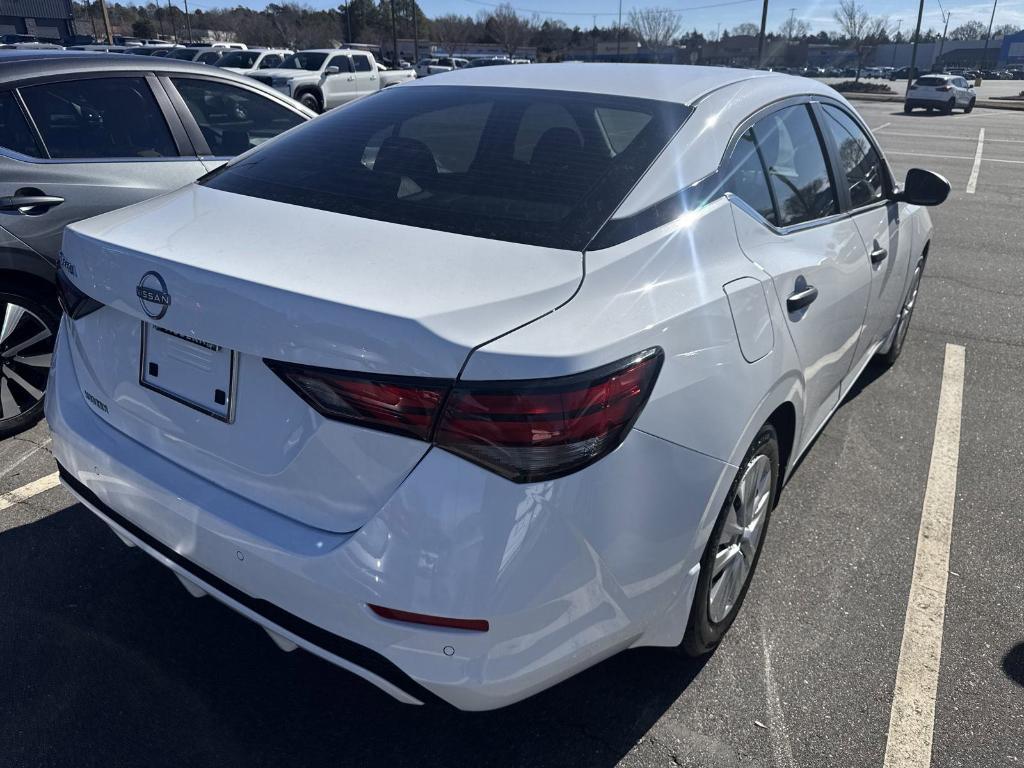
[
  {"xmin": 20, "ymin": 77, "xmax": 177, "ymax": 159},
  {"xmin": 172, "ymin": 78, "xmax": 304, "ymax": 156},
  {"xmin": 718, "ymin": 129, "xmax": 776, "ymax": 224},
  {"xmin": 820, "ymin": 105, "xmax": 886, "ymax": 208},
  {"xmin": 753, "ymin": 105, "xmax": 837, "ymax": 227},
  {"xmin": 0, "ymin": 91, "xmax": 41, "ymax": 157},
  {"xmin": 202, "ymin": 85, "xmax": 691, "ymax": 249},
  {"xmin": 353, "ymin": 55, "xmax": 373, "ymax": 72}
]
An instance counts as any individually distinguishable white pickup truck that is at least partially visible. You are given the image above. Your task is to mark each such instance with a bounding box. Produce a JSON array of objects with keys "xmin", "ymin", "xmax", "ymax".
[{"xmin": 247, "ymin": 49, "xmax": 416, "ymax": 113}]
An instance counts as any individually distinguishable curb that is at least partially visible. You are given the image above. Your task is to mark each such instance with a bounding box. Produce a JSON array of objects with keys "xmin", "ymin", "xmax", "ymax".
[{"xmin": 841, "ymin": 91, "xmax": 1024, "ymax": 112}]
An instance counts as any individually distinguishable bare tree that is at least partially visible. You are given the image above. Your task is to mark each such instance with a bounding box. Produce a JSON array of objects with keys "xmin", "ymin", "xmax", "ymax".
[
  {"xmin": 486, "ymin": 3, "xmax": 533, "ymax": 58},
  {"xmin": 777, "ymin": 16, "xmax": 809, "ymax": 39},
  {"xmin": 948, "ymin": 20, "xmax": 987, "ymax": 40},
  {"xmin": 833, "ymin": 0, "xmax": 888, "ymax": 80},
  {"xmin": 731, "ymin": 22, "xmax": 760, "ymax": 37},
  {"xmin": 432, "ymin": 13, "xmax": 473, "ymax": 57},
  {"xmin": 629, "ymin": 7, "xmax": 682, "ymax": 51}
]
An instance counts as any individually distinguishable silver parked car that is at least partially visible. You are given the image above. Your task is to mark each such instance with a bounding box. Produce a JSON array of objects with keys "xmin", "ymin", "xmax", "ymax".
[{"xmin": 0, "ymin": 51, "xmax": 314, "ymax": 437}]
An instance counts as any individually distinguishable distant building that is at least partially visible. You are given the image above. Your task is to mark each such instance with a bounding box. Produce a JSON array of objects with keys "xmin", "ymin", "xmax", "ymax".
[
  {"xmin": 0, "ymin": 0, "xmax": 75, "ymax": 42},
  {"xmin": 386, "ymin": 38, "xmax": 536, "ymax": 62},
  {"xmin": 872, "ymin": 38, "xmax": 1015, "ymax": 70},
  {"xmin": 1000, "ymin": 29, "xmax": 1024, "ymax": 66}
]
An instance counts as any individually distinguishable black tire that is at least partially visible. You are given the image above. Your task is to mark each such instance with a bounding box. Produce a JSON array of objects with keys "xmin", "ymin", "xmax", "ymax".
[
  {"xmin": 880, "ymin": 258, "xmax": 924, "ymax": 367},
  {"xmin": 682, "ymin": 424, "xmax": 780, "ymax": 656},
  {"xmin": 297, "ymin": 90, "xmax": 322, "ymax": 113},
  {"xmin": 904, "ymin": 103, "xmax": 913, "ymax": 114},
  {"xmin": 965, "ymin": 98, "xmax": 975, "ymax": 114},
  {"xmin": 944, "ymin": 98, "xmax": 954, "ymax": 114},
  {"xmin": 0, "ymin": 285, "xmax": 59, "ymax": 439}
]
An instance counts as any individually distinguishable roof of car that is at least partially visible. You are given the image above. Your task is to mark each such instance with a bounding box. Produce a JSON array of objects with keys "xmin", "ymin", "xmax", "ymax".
[
  {"xmin": 404, "ymin": 63, "xmax": 832, "ymax": 105},
  {"xmin": 0, "ymin": 51, "xmax": 286, "ymax": 87}
]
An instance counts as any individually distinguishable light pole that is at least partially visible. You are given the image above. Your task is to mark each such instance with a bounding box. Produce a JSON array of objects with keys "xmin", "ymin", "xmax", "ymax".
[
  {"xmin": 979, "ymin": 0, "xmax": 998, "ymax": 74},
  {"xmin": 616, "ymin": 0, "xmax": 622, "ymax": 61},
  {"xmin": 756, "ymin": 0, "xmax": 769, "ymax": 66},
  {"xmin": 389, "ymin": 0, "xmax": 398, "ymax": 67},
  {"xmin": 907, "ymin": 0, "xmax": 925, "ymax": 92},
  {"xmin": 890, "ymin": 18, "xmax": 902, "ymax": 68},
  {"xmin": 936, "ymin": 10, "xmax": 950, "ymax": 66}
]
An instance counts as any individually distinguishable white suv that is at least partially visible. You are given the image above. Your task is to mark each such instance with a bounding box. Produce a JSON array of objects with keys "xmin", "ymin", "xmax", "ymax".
[{"xmin": 905, "ymin": 73, "xmax": 976, "ymax": 114}]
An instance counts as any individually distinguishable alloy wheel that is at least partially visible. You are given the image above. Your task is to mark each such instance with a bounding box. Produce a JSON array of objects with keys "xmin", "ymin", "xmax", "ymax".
[
  {"xmin": 895, "ymin": 266, "xmax": 922, "ymax": 352},
  {"xmin": 0, "ymin": 300, "xmax": 53, "ymax": 425},
  {"xmin": 708, "ymin": 453, "xmax": 773, "ymax": 624}
]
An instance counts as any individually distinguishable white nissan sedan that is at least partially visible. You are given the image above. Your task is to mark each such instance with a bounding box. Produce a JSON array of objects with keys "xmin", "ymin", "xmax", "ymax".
[{"xmin": 48, "ymin": 65, "xmax": 949, "ymax": 710}]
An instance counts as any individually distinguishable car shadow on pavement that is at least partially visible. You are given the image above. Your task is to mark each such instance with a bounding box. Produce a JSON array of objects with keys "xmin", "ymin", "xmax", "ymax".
[
  {"xmin": 0, "ymin": 503, "xmax": 710, "ymax": 768},
  {"xmin": 1003, "ymin": 641, "xmax": 1024, "ymax": 688}
]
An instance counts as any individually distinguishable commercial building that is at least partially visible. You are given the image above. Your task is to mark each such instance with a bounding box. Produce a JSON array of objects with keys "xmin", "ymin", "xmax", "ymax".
[{"xmin": 0, "ymin": 0, "xmax": 75, "ymax": 42}]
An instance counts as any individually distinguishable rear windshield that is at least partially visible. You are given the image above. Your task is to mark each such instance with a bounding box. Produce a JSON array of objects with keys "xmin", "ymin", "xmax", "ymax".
[
  {"xmin": 915, "ymin": 77, "xmax": 949, "ymax": 86},
  {"xmin": 201, "ymin": 85, "xmax": 691, "ymax": 249},
  {"xmin": 218, "ymin": 50, "xmax": 260, "ymax": 68}
]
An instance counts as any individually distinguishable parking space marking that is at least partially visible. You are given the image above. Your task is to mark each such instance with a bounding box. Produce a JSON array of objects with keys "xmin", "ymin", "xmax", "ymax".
[
  {"xmin": 0, "ymin": 437, "xmax": 51, "ymax": 481},
  {"xmin": 0, "ymin": 471, "xmax": 60, "ymax": 512},
  {"xmin": 882, "ymin": 343, "xmax": 965, "ymax": 768},
  {"xmin": 967, "ymin": 129, "xmax": 985, "ymax": 194},
  {"xmin": 873, "ymin": 122, "xmax": 891, "ymax": 132},
  {"xmin": 884, "ymin": 150, "xmax": 1023, "ymax": 166},
  {"xmin": 877, "ymin": 130, "xmax": 1024, "ymax": 145}
]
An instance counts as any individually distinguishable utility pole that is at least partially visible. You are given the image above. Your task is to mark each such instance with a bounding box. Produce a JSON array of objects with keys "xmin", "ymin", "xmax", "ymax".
[
  {"xmin": 97, "ymin": 0, "xmax": 113, "ymax": 44},
  {"xmin": 979, "ymin": 0, "xmax": 998, "ymax": 73},
  {"xmin": 389, "ymin": 0, "xmax": 398, "ymax": 67},
  {"xmin": 787, "ymin": 8, "xmax": 796, "ymax": 39},
  {"xmin": 907, "ymin": 0, "xmax": 925, "ymax": 92},
  {"xmin": 592, "ymin": 14, "xmax": 598, "ymax": 61},
  {"xmin": 890, "ymin": 18, "xmax": 902, "ymax": 68},
  {"xmin": 88, "ymin": 0, "xmax": 99, "ymax": 41},
  {"xmin": 167, "ymin": 0, "xmax": 178, "ymax": 43},
  {"xmin": 345, "ymin": 1, "xmax": 352, "ymax": 46},
  {"xmin": 412, "ymin": 0, "xmax": 419, "ymax": 65},
  {"xmin": 183, "ymin": 0, "xmax": 192, "ymax": 42},
  {"xmin": 936, "ymin": 10, "xmax": 950, "ymax": 64},
  {"xmin": 756, "ymin": 0, "xmax": 769, "ymax": 66},
  {"xmin": 616, "ymin": 0, "xmax": 622, "ymax": 60}
]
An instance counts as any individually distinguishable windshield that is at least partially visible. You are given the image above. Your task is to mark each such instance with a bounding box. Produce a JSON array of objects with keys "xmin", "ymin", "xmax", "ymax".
[
  {"xmin": 202, "ymin": 86, "xmax": 691, "ymax": 250},
  {"xmin": 166, "ymin": 48, "xmax": 198, "ymax": 60},
  {"xmin": 279, "ymin": 52, "xmax": 327, "ymax": 70},
  {"xmin": 218, "ymin": 50, "xmax": 260, "ymax": 68}
]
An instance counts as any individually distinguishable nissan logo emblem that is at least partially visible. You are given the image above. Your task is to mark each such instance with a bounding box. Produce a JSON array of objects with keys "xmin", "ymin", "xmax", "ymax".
[{"xmin": 136, "ymin": 271, "xmax": 171, "ymax": 320}]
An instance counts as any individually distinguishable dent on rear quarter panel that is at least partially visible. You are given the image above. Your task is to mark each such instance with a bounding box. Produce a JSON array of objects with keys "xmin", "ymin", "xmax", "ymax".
[{"xmin": 461, "ymin": 200, "xmax": 796, "ymax": 467}]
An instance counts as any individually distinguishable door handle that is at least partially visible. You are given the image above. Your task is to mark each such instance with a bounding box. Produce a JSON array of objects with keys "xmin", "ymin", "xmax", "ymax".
[
  {"xmin": 0, "ymin": 194, "xmax": 64, "ymax": 212},
  {"xmin": 787, "ymin": 285, "xmax": 819, "ymax": 313},
  {"xmin": 870, "ymin": 245, "xmax": 888, "ymax": 264}
]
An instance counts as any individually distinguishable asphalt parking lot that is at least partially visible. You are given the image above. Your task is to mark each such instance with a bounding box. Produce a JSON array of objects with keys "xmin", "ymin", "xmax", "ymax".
[{"xmin": 1, "ymin": 100, "xmax": 1022, "ymax": 768}]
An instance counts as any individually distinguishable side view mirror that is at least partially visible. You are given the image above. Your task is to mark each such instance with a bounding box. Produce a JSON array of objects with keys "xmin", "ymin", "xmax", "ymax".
[
  {"xmin": 895, "ymin": 168, "xmax": 950, "ymax": 206},
  {"xmin": 324, "ymin": 65, "xmax": 341, "ymax": 75}
]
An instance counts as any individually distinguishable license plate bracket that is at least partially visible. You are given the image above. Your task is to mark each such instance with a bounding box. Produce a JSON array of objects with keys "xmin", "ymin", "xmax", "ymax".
[{"xmin": 140, "ymin": 323, "xmax": 237, "ymax": 422}]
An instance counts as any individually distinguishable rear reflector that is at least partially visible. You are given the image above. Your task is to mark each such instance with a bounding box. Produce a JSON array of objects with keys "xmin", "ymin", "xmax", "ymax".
[
  {"xmin": 266, "ymin": 348, "xmax": 663, "ymax": 483},
  {"xmin": 368, "ymin": 604, "xmax": 489, "ymax": 632}
]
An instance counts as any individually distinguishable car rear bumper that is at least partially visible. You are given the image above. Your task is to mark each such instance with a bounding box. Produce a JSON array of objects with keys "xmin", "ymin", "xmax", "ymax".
[
  {"xmin": 47, "ymin": 321, "xmax": 731, "ymax": 710},
  {"xmin": 905, "ymin": 95, "xmax": 955, "ymax": 108}
]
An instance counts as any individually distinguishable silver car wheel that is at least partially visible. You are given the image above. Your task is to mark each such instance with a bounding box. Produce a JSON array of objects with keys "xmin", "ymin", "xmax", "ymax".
[
  {"xmin": 895, "ymin": 265, "xmax": 922, "ymax": 352},
  {"xmin": 0, "ymin": 301, "xmax": 53, "ymax": 422},
  {"xmin": 708, "ymin": 453, "xmax": 772, "ymax": 624}
]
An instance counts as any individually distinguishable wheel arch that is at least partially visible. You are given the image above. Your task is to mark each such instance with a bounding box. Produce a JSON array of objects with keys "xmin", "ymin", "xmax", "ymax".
[{"xmin": 292, "ymin": 84, "xmax": 323, "ymax": 110}]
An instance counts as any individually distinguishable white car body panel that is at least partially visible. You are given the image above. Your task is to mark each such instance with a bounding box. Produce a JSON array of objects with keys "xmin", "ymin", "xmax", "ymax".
[{"xmin": 47, "ymin": 65, "xmax": 938, "ymax": 710}]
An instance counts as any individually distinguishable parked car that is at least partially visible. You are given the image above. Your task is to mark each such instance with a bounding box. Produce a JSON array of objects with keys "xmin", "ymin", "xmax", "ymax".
[
  {"xmin": 415, "ymin": 56, "xmax": 469, "ymax": 77},
  {"xmin": 464, "ymin": 56, "xmax": 512, "ymax": 68},
  {"xmin": 164, "ymin": 46, "xmax": 227, "ymax": 65},
  {"xmin": 122, "ymin": 45, "xmax": 180, "ymax": 56},
  {"xmin": 49, "ymin": 63, "xmax": 948, "ymax": 710},
  {"xmin": 216, "ymin": 47, "xmax": 292, "ymax": 75},
  {"xmin": 247, "ymin": 49, "xmax": 416, "ymax": 113},
  {"xmin": 889, "ymin": 67, "xmax": 917, "ymax": 81},
  {"xmin": 905, "ymin": 73, "xmax": 976, "ymax": 114},
  {"xmin": 0, "ymin": 51, "xmax": 314, "ymax": 437}
]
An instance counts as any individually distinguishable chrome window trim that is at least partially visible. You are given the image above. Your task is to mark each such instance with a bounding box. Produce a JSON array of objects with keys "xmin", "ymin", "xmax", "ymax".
[{"xmin": 0, "ymin": 148, "xmax": 204, "ymax": 165}]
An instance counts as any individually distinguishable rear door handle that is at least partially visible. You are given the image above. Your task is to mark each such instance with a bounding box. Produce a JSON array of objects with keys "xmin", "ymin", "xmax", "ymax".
[
  {"xmin": 787, "ymin": 285, "xmax": 819, "ymax": 313},
  {"xmin": 0, "ymin": 195, "xmax": 64, "ymax": 212},
  {"xmin": 870, "ymin": 245, "xmax": 888, "ymax": 264}
]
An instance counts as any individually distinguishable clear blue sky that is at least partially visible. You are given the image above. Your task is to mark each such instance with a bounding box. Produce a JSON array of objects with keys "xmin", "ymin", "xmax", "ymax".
[{"xmin": 186, "ymin": 0, "xmax": 1024, "ymax": 37}]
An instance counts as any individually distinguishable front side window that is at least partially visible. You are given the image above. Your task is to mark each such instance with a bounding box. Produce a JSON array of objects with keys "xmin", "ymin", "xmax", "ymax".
[
  {"xmin": 753, "ymin": 105, "xmax": 837, "ymax": 227},
  {"xmin": 171, "ymin": 78, "xmax": 304, "ymax": 156},
  {"xmin": 166, "ymin": 48, "xmax": 199, "ymax": 60},
  {"xmin": 820, "ymin": 104, "xmax": 886, "ymax": 208},
  {"xmin": 717, "ymin": 128, "xmax": 776, "ymax": 224},
  {"xmin": 0, "ymin": 91, "xmax": 41, "ymax": 157},
  {"xmin": 20, "ymin": 78, "xmax": 177, "ymax": 159},
  {"xmin": 197, "ymin": 51, "xmax": 222, "ymax": 64},
  {"xmin": 352, "ymin": 54, "xmax": 373, "ymax": 72},
  {"xmin": 203, "ymin": 85, "xmax": 691, "ymax": 249},
  {"xmin": 260, "ymin": 54, "xmax": 282, "ymax": 69},
  {"xmin": 328, "ymin": 55, "xmax": 353, "ymax": 73}
]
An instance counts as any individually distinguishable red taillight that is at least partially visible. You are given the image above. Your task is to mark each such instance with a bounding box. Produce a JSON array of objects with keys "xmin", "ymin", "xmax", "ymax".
[
  {"xmin": 434, "ymin": 349, "xmax": 663, "ymax": 482},
  {"xmin": 265, "ymin": 361, "xmax": 447, "ymax": 440},
  {"xmin": 938, "ymin": 85, "xmax": 953, "ymax": 91},
  {"xmin": 368, "ymin": 604, "xmax": 489, "ymax": 632},
  {"xmin": 265, "ymin": 348, "xmax": 663, "ymax": 482}
]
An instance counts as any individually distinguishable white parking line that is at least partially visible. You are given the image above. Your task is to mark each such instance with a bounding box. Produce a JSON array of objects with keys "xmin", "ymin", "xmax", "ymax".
[
  {"xmin": 966, "ymin": 129, "xmax": 985, "ymax": 194},
  {"xmin": 884, "ymin": 150, "xmax": 1023, "ymax": 166},
  {"xmin": 878, "ymin": 130, "xmax": 1024, "ymax": 145},
  {"xmin": 882, "ymin": 343, "xmax": 965, "ymax": 768},
  {"xmin": 0, "ymin": 471, "xmax": 61, "ymax": 512},
  {"xmin": 873, "ymin": 122, "xmax": 892, "ymax": 132}
]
